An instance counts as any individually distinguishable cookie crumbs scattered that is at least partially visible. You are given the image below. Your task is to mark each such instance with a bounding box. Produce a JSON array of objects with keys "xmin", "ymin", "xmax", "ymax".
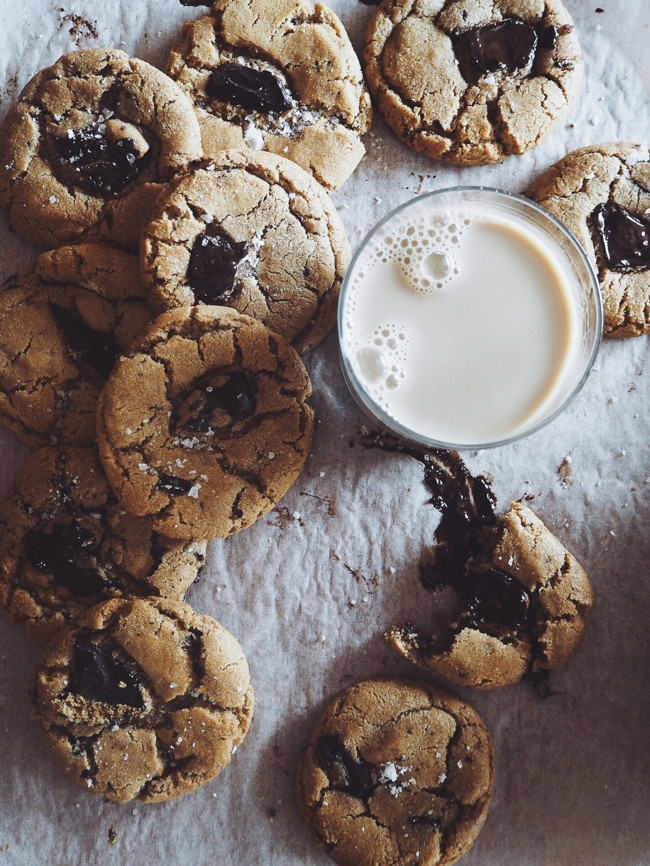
[
  {"xmin": 558, "ymin": 455, "xmax": 573, "ymax": 486},
  {"xmin": 0, "ymin": 844, "xmax": 11, "ymax": 852},
  {"xmin": 56, "ymin": 8, "xmax": 99, "ymax": 45}
]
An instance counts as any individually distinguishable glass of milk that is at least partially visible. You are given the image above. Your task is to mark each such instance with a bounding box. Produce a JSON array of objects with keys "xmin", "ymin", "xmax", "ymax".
[{"xmin": 338, "ymin": 187, "xmax": 602, "ymax": 450}]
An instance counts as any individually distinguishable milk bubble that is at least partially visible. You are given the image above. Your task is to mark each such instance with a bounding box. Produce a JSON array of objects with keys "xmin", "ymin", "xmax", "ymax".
[{"xmin": 356, "ymin": 346, "xmax": 387, "ymax": 384}]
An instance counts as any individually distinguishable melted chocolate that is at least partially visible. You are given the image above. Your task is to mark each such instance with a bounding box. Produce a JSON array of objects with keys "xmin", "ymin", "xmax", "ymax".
[
  {"xmin": 206, "ymin": 62, "xmax": 291, "ymax": 113},
  {"xmin": 459, "ymin": 568, "xmax": 530, "ymax": 631},
  {"xmin": 174, "ymin": 371, "xmax": 255, "ymax": 433},
  {"xmin": 53, "ymin": 123, "xmax": 148, "ymax": 196},
  {"xmin": 592, "ymin": 202, "xmax": 650, "ymax": 269},
  {"xmin": 50, "ymin": 303, "xmax": 119, "ymax": 380},
  {"xmin": 25, "ymin": 522, "xmax": 106, "ymax": 596},
  {"xmin": 157, "ymin": 474, "xmax": 194, "ymax": 495},
  {"xmin": 188, "ymin": 224, "xmax": 248, "ymax": 304},
  {"xmin": 72, "ymin": 637, "xmax": 143, "ymax": 707},
  {"xmin": 453, "ymin": 18, "xmax": 538, "ymax": 83},
  {"xmin": 317, "ymin": 735, "xmax": 376, "ymax": 799}
]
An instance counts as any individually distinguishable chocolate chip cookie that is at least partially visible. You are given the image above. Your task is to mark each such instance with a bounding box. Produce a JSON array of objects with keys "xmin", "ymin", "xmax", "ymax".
[
  {"xmin": 166, "ymin": 0, "xmax": 372, "ymax": 190},
  {"xmin": 96, "ymin": 305, "xmax": 314, "ymax": 540},
  {"xmin": 0, "ymin": 49, "xmax": 202, "ymax": 250},
  {"xmin": 527, "ymin": 142, "xmax": 650, "ymax": 337},
  {"xmin": 0, "ymin": 445, "xmax": 206, "ymax": 643},
  {"xmin": 363, "ymin": 0, "xmax": 582, "ymax": 165},
  {"xmin": 387, "ymin": 501, "xmax": 593, "ymax": 690},
  {"xmin": 0, "ymin": 243, "xmax": 154, "ymax": 448},
  {"xmin": 31, "ymin": 597, "xmax": 253, "ymax": 803},
  {"xmin": 297, "ymin": 677, "xmax": 495, "ymax": 866},
  {"xmin": 141, "ymin": 150, "xmax": 349, "ymax": 354}
]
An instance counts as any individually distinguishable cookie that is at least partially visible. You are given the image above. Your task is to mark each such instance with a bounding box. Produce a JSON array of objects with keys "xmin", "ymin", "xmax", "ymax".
[
  {"xmin": 0, "ymin": 445, "xmax": 206, "ymax": 643},
  {"xmin": 0, "ymin": 49, "xmax": 202, "ymax": 250},
  {"xmin": 297, "ymin": 677, "xmax": 495, "ymax": 866},
  {"xmin": 527, "ymin": 142, "xmax": 650, "ymax": 337},
  {"xmin": 363, "ymin": 0, "xmax": 582, "ymax": 165},
  {"xmin": 96, "ymin": 305, "xmax": 314, "ymax": 540},
  {"xmin": 0, "ymin": 243, "xmax": 155, "ymax": 448},
  {"xmin": 141, "ymin": 150, "xmax": 350, "ymax": 354},
  {"xmin": 166, "ymin": 0, "xmax": 372, "ymax": 190},
  {"xmin": 31, "ymin": 597, "xmax": 253, "ymax": 803},
  {"xmin": 387, "ymin": 501, "xmax": 593, "ymax": 689}
]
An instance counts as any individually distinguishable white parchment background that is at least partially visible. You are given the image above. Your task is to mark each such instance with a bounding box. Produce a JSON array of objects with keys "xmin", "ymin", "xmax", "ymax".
[{"xmin": 0, "ymin": 1, "xmax": 649, "ymax": 864}]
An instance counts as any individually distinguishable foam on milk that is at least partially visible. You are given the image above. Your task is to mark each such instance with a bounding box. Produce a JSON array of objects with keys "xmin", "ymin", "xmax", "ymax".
[{"xmin": 341, "ymin": 198, "xmax": 583, "ymax": 445}]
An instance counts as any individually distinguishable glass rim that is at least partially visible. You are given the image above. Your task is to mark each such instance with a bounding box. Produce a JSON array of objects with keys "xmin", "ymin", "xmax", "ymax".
[{"xmin": 337, "ymin": 185, "xmax": 604, "ymax": 451}]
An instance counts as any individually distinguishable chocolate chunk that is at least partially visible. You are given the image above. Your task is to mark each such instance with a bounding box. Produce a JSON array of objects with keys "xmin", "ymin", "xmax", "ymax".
[
  {"xmin": 179, "ymin": 0, "xmax": 211, "ymax": 4},
  {"xmin": 157, "ymin": 474, "xmax": 194, "ymax": 496},
  {"xmin": 25, "ymin": 522, "xmax": 107, "ymax": 596},
  {"xmin": 174, "ymin": 371, "xmax": 255, "ymax": 434},
  {"xmin": 188, "ymin": 224, "xmax": 248, "ymax": 304},
  {"xmin": 49, "ymin": 303, "xmax": 119, "ymax": 380},
  {"xmin": 317, "ymin": 735, "xmax": 376, "ymax": 799},
  {"xmin": 206, "ymin": 62, "xmax": 292, "ymax": 113},
  {"xmin": 72, "ymin": 637, "xmax": 143, "ymax": 707},
  {"xmin": 592, "ymin": 202, "xmax": 650, "ymax": 269},
  {"xmin": 453, "ymin": 19, "xmax": 538, "ymax": 83},
  {"xmin": 53, "ymin": 123, "xmax": 149, "ymax": 196},
  {"xmin": 540, "ymin": 25, "xmax": 560, "ymax": 50},
  {"xmin": 459, "ymin": 569, "xmax": 531, "ymax": 631}
]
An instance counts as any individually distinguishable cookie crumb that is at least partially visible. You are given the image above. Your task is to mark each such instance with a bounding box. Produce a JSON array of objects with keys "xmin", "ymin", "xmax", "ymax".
[{"xmin": 107, "ymin": 827, "xmax": 117, "ymax": 846}]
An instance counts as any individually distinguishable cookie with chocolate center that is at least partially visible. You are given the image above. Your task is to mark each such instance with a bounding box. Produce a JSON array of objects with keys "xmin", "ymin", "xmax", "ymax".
[
  {"xmin": 31, "ymin": 597, "xmax": 253, "ymax": 803},
  {"xmin": 0, "ymin": 49, "xmax": 202, "ymax": 250},
  {"xmin": 166, "ymin": 0, "xmax": 371, "ymax": 190},
  {"xmin": 363, "ymin": 0, "xmax": 582, "ymax": 165},
  {"xmin": 528, "ymin": 142, "xmax": 650, "ymax": 337},
  {"xmin": 297, "ymin": 677, "xmax": 495, "ymax": 866}
]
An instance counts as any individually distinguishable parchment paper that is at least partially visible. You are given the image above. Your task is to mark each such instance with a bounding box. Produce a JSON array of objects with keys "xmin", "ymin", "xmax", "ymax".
[{"xmin": 0, "ymin": 2, "xmax": 649, "ymax": 864}]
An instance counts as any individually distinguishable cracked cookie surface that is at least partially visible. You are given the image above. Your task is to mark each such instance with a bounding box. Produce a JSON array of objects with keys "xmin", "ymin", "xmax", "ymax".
[
  {"xmin": 31, "ymin": 596, "xmax": 253, "ymax": 803},
  {"xmin": 96, "ymin": 305, "xmax": 314, "ymax": 540},
  {"xmin": 0, "ymin": 243, "xmax": 154, "ymax": 447},
  {"xmin": 297, "ymin": 677, "xmax": 495, "ymax": 866},
  {"xmin": 363, "ymin": 0, "xmax": 582, "ymax": 165},
  {"xmin": 0, "ymin": 446, "xmax": 206, "ymax": 644},
  {"xmin": 527, "ymin": 142, "xmax": 650, "ymax": 337},
  {"xmin": 141, "ymin": 150, "xmax": 350, "ymax": 354},
  {"xmin": 0, "ymin": 48, "xmax": 202, "ymax": 250},
  {"xmin": 166, "ymin": 0, "xmax": 372, "ymax": 190},
  {"xmin": 387, "ymin": 501, "xmax": 593, "ymax": 689}
]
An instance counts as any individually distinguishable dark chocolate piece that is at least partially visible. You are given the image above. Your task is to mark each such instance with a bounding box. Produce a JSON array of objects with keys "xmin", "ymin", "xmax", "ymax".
[
  {"xmin": 174, "ymin": 371, "xmax": 255, "ymax": 434},
  {"xmin": 453, "ymin": 19, "xmax": 538, "ymax": 83},
  {"xmin": 72, "ymin": 637, "xmax": 143, "ymax": 707},
  {"xmin": 459, "ymin": 568, "xmax": 531, "ymax": 631},
  {"xmin": 157, "ymin": 474, "xmax": 194, "ymax": 496},
  {"xmin": 187, "ymin": 224, "xmax": 248, "ymax": 304},
  {"xmin": 25, "ymin": 522, "xmax": 107, "ymax": 596},
  {"xmin": 206, "ymin": 62, "xmax": 292, "ymax": 113},
  {"xmin": 317, "ymin": 735, "xmax": 376, "ymax": 800},
  {"xmin": 179, "ymin": 0, "xmax": 211, "ymax": 5},
  {"xmin": 53, "ymin": 123, "xmax": 148, "ymax": 196},
  {"xmin": 540, "ymin": 25, "xmax": 559, "ymax": 50},
  {"xmin": 592, "ymin": 202, "xmax": 650, "ymax": 269},
  {"xmin": 50, "ymin": 303, "xmax": 119, "ymax": 380}
]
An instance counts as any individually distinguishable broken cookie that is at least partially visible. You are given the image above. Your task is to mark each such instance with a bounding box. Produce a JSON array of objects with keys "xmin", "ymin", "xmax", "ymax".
[
  {"xmin": 297, "ymin": 676, "xmax": 495, "ymax": 866},
  {"xmin": 384, "ymin": 448, "xmax": 593, "ymax": 690},
  {"xmin": 31, "ymin": 596, "xmax": 253, "ymax": 802},
  {"xmin": 363, "ymin": 0, "xmax": 582, "ymax": 165}
]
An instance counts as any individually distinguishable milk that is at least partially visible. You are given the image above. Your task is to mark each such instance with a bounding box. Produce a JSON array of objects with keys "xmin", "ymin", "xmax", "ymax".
[{"xmin": 340, "ymin": 191, "xmax": 599, "ymax": 447}]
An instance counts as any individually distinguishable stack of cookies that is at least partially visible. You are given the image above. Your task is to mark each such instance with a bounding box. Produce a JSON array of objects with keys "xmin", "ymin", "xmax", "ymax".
[{"xmin": 0, "ymin": 0, "xmax": 371, "ymax": 807}]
